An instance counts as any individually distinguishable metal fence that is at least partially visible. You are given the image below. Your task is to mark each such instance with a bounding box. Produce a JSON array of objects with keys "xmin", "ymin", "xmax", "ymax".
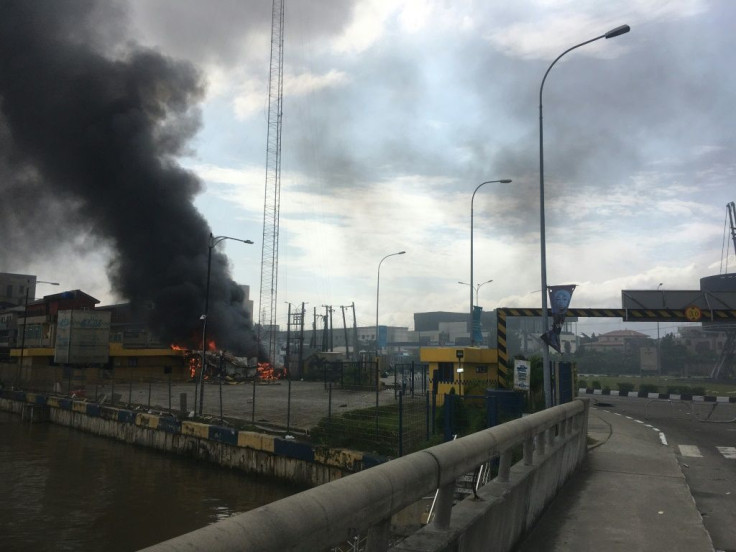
[{"xmin": 6, "ymin": 360, "xmax": 441, "ymax": 457}]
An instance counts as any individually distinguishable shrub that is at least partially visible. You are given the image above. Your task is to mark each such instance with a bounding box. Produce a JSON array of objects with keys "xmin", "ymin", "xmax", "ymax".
[
  {"xmin": 578, "ymin": 379, "xmax": 587, "ymax": 389},
  {"xmin": 691, "ymin": 386, "xmax": 706, "ymax": 396},
  {"xmin": 639, "ymin": 383, "xmax": 659, "ymax": 394},
  {"xmin": 591, "ymin": 380, "xmax": 602, "ymax": 389},
  {"xmin": 617, "ymin": 382, "xmax": 635, "ymax": 394}
]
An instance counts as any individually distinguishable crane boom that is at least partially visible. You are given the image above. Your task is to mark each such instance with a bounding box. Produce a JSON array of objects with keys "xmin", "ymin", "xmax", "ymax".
[{"xmin": 258, "ymin": 0, "xmax": 285, "ymax": 367}]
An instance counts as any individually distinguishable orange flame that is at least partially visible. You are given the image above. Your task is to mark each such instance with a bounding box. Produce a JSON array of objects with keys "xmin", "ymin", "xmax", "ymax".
[{"xmin": 257, "ymin": 362, "xmax": 287, "ymax": 381}]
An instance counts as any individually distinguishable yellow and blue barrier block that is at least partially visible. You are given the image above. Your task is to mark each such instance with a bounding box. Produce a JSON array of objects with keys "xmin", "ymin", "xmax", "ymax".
[
  {"xmin": 209, "ymin": 425, "xmax": 238, "ymax": 446},
  {"xmin": 274, "ymin": 438, "xmax": 314, "ymax": 462},
  {"xmin": 117, "ymin": 409, "xmax": 136, "ymax": 424},
  {"xmin": 314, "ymin": 447, "xmax": 364, "ymax": 471},
  {"xmin": 181, "ymin": 421, "xmax": 210, "ymax": 438},
  {"xmin": 135, "ymin": 412, "xmax": 160, "ymax": 430}
]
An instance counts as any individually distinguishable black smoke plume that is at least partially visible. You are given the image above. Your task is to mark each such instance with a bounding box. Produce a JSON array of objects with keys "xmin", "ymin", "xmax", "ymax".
[{"xmin": 0, "ymin": 1, "xmax": 262, "ymax": 358}]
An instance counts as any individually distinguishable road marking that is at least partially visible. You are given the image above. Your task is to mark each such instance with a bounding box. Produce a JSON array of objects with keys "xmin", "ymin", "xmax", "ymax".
[
  {"xmin": 635, "ymin": 419, "xmax": 644, "ymax": 424},
  {"xmin": 678, "ymin": 445, "xmax": 703, "ymax": 458},
  {"xmin": 717, "ymin": 446, "xmax": 736, "ymax": 459},
  {"xmin": 659, "ymin": 432, "xmax": 668, "ymax": 446}
]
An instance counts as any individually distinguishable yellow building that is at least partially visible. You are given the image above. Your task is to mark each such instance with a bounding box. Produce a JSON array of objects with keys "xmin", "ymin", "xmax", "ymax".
[{"xmin": 420, "ymin": 347, "xmax": 499, "ymax": 406}]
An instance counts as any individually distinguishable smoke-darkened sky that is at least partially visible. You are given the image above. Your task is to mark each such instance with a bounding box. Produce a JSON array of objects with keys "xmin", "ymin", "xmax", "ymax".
[
  {"xmin": 0, "ymin": 0, "xmax": 260, "ymax": 355},
  {"xmin": 2, "ymin": 0, "xmax": 735, "ymax": 338}
]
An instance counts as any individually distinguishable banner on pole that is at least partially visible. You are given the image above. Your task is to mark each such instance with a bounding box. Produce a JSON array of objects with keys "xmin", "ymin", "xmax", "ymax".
[
  {"xmin": 472, "ymin": 305, "xmax": 483, "ymax": 345},
  {"xmin": 541, "ymin": 285, "xmax": 576, "ymax": 353}
]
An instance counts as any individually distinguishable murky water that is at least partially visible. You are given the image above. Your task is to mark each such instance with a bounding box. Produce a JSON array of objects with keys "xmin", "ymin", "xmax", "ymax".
[{"xmin": 0, "ymin": 411, "xmax": 304, "ymax": 551}]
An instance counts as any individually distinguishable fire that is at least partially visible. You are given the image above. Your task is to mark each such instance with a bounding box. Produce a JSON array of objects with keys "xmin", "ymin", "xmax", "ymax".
[
  {"xmin": 257, "ymin": 362, "xmax": 286, "ymax": 381},
  {"xmin": 170, "ymin": 344, "xmax": 200, "ymax": 379}
]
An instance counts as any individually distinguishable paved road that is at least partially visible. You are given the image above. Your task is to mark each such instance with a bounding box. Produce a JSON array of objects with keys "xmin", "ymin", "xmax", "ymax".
[
  {"xmin": 590, "ymin": 395, "xmax": 736, "ymax": 551},
  {"xmin": 516, "ymin": 404, "xmax": 714, "ymax": 551}
]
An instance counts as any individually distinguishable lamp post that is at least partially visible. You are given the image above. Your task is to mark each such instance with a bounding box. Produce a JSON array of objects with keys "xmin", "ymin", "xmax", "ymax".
[
  {"xmin": 375, "ymin": 251, "xmax": 405, "ymax": 354},
  {"xmin": 657, "ymin": 282, "xmax": 663, "ymax": 375},
  {"xmin": 470, "ymin": 180, "xmax": 511, "ymax": 345},
  {"xmin": 198, "ymin": 233, "xmax": 253, "ymax": 416},
  {"xmin": 17, "ymin": 279, "xmax": 59, "ymax": 387},
  {"xmin": 538, "ymin": 24, "xmax": 630, "ymax": 409},
  {"xmin": 458, "ymin": 279, "xmax": 494, "ymax": 307}
]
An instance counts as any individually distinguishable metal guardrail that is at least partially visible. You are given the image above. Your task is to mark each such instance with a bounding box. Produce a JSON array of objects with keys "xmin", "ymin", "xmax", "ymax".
[{"xmin": 140, "ymin": 399, "xmax": 588, "ymax": 552}]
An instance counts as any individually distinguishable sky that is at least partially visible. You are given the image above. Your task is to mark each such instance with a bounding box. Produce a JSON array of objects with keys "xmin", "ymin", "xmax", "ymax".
[{"xmin": 3, "ymin": 0, "xmax": 736, "ymax": 338}]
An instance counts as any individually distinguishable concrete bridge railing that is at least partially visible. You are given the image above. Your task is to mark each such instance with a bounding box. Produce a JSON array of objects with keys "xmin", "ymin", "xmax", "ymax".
[{"xmin": 141, "ymin": 398, "xmax": 590, "ymax": 552}]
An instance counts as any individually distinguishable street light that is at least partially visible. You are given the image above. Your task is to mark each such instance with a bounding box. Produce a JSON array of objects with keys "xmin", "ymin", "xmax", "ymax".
[
  {"xmin": 657, "ymin": 282, "xmax": 663, "ymax": 375},
  {"xmin": 458, "ymin": 279, "xmax": 494, "ymax": 307},
  {"xmin": 375, "ymin": 251, "xmax": 405, "ymax": 354},
  {"xmin": 539, "ymin": 24, "xmax": 630, "ymax": 408},
  {"xmin": 17, "ymin": 279, "xmax": 59, "ymax": 387},
  {"xmin": 470, "ymin": 180, "xmax": 511, "ymax": 345},
  {"xmin": 198, "ymin": 233, "xmax": 254, "ymax": 415}
]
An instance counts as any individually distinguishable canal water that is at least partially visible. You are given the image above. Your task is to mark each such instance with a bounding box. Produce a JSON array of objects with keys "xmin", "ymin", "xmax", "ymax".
[{"xmin": 0, "ymin": 411, "xmax": 305, "ymax": 551}]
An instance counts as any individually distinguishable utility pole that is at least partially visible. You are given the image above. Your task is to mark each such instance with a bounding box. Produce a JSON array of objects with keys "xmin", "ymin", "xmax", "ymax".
[
  {"xmin": 310, "ymin": 307, "xmax": 317, "ymax": 349},
  {"xmin": 341, "ymin": 305, "xmax": 350, "ymax": 359},
  {"xmin": 321, "ymin": 311, "xmax": 328, "ymax": 352},
  {"xmin": 284, "ymin": 302, "xmax": 292, "ymax": 375},
  {"xmin": 351, "ymin": 302, "xmax": 358, "ymax": 361},
  {"xmin": 322, "ymin": 305, "xmax": 334, "ymax": 352},
  {"xmin": 298, "ymin": 302, "xmax": 306, "ymax": 378}
]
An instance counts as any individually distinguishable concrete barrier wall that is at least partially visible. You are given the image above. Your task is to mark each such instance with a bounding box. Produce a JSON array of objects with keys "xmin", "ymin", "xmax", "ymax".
[
  {"xmin": 140, "ymin": 399, "xmax": 590, "ymax": 552},
  {"xmin": 0, "ymin": 391, "xmax": 370, "ymax": 488}
]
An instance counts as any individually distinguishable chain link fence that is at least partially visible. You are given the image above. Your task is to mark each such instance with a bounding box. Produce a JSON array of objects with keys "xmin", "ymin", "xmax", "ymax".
[{"xmin": 5, "ymin": 361, "xmax": 447, "ymax": 457}]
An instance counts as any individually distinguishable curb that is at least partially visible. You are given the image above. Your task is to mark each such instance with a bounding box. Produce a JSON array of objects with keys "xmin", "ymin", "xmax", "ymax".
[{"xmin": 578, "ymin": 388, "xmax": 736, "ymax": 403}]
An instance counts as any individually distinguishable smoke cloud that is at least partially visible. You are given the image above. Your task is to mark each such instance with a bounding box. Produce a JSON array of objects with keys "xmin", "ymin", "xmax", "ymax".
[{"xmin": 0, "ymin": 0, "xmax": 262, "ymax": 357}]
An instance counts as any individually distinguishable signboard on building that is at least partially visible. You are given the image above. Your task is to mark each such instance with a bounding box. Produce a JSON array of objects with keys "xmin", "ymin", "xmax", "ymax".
[
  {"xmin": 640, "ymin": 346, "xmax": 658, "ymax": 372},
  {"xmin": 514, "ymin": 360, "xmax": 530, "ymax": 391},
  {"xmin": 54, "ymin": 310, "xmax": 111, "ymax": 364}
]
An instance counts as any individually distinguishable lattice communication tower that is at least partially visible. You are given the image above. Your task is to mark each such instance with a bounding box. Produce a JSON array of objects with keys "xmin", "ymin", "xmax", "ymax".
[{"xmin": 258, "ymin": 0, "xmax": 285, "ymax": 366}]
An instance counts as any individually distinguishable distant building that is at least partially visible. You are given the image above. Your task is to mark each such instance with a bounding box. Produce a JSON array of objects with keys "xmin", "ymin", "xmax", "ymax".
[
  {"xmin": 1, "ymin": 289, "xmax": 189, "ymax": 387},
  {"xmin": 0, "ymin": 272, "xmax": 37, "ymax": 307},
  {"xmin": 677, "ymin": 326, "xmax": 729, "ymax": 356},
  {"xmin": 583, "ymin": 329, "xmax": 650, "ymax": 353}
]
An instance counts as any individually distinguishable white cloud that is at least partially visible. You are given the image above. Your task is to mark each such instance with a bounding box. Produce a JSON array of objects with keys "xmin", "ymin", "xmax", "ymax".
[{"xmin": 232, "ymin": 69, "xmax": 349, "ymax": 119}]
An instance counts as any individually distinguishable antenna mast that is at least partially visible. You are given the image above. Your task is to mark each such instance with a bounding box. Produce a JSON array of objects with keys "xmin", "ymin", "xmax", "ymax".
[{"xmin": 258, "ymin": 0, "xmax": 285, "ymax": 366}]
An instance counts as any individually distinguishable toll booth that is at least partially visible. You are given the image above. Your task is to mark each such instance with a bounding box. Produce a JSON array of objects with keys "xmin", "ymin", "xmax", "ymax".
[{"xmin": 420, "ymin": 347, "xmax": 499, "ymax": 406}]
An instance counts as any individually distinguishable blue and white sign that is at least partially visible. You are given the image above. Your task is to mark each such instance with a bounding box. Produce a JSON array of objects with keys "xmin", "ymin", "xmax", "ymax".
[{"xmin": 514, "ymin": 360, "xmax": 530, "ymax": 391}]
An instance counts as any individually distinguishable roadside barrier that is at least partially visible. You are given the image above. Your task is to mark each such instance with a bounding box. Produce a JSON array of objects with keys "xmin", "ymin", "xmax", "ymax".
[{"xmin": 140, "ymin": 399, "xmax": 590, "ymax": 552}]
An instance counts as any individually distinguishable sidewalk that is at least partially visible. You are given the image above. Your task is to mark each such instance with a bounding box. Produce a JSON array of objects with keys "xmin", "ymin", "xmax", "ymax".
[{"xmin": 515, "ymin": 405, "xmax": 714, "ymax": 551}]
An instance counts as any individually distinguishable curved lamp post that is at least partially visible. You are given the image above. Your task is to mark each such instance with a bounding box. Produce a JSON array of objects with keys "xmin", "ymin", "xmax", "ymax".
[
  {"xmin": 18, "ymin": 279, "xmax": 59, "ymax": 386},
  {"xmin": 458, "ymin": 279, "xmax": 494, "ymax": 307},
  {"xmin": 539, "ymin": 24, "xmax": 630, "ymax": 408},
  {"xmin": 198, "ymin": 233, "xmax": 254, "ymax": 415},
  {"xmin": 375, "ymin": 251, "xmax": 405, "ymax": 354},
  {"xmin": 470, "ymin": 180, "xmax": 511, "ymax": 345},
  {"xmin": 657, "ymin": 282, "xmax": 663, "ymax": 374}
]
